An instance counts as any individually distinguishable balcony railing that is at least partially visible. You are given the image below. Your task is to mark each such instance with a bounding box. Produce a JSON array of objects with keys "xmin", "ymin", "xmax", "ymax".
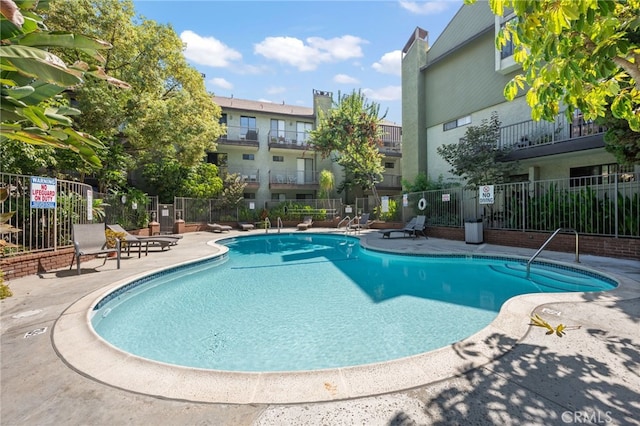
[
  {"xmin": 268, "ymin": 130, "xmax": 312, "ymax": 150},
  {"xmin": 379, "ymin": 141, "xmax": 402, "ymax": 155},
  {"xmin": 377, "ymin": 173, "xmax": 402, "ymax": 189},
  {"xmin": 218, "ymin": 125, "xmax": 260, "ymax": 147},
  {"xmin": 498, "ymin": 111, "xmax": 606, "ymax": 150},
  {"xmin": 269, "ymin": 169, "xmax": 319, "ymax": 186}
]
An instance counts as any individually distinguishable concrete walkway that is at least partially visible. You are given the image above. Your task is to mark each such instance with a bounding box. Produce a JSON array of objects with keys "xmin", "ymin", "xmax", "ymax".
[{"xmin": 1, "ymin": 229, "xmax": 639, "ymax": 425}]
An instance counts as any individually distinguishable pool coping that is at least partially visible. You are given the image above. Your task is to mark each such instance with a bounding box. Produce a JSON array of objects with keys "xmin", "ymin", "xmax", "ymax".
[{"xmin": 52, "ymin": 233, "xmax": 635, "ymax": 404}]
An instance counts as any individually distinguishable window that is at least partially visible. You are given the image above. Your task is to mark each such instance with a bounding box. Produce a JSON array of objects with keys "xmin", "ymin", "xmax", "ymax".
[
  {"xmin": 206, "ymin": 152, "xmax": 227, "ymax": 167},
  {"xmin": 272, "ymin": 155, "xmax": 284, "ymax": 162},
  {"xmin": 270, "ymin": 119, "xmax": 285, "ymax": 141},
  {"xmin": 499, "ymin": 18, "xmax": 516, "ymax": 59},
  {"xmin": 570, "ymin": 163, "xmax": 636, "ymax": 187},
  {"xmin": 384, "ymin": 162, "xmax": 395, "ymax": 169},
  {"xmin": 242, "ymin": 154, "xmax": 254, "ymax": 161},
  {"xmin": 443, "ymin": 115, "xmax": 471, "ymax": 131},
  {"xmin": 296, "ymin": 122, "xmax": 313, "ymax": 143},
  {"xmin": 243, "ymin": 193, "xmax": 256, "ymax": 200},
  {"xmin": 240, "ymin": 116, "xmax": 256, "ymax": 134}
]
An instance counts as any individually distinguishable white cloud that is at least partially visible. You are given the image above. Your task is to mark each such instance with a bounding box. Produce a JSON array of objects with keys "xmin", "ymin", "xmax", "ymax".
[
  {"xmin": 254, "ymin": 35, "xmax": 367, "ymax": 71},
  {"xmin": 333, "ymin": 74, "xmax": 360, "ymax": 84},
  {"xmin": 180, "ymin": 30, "xmax": 242, "ymax": 67},
  {"xmin": 399, "ymin": 1, "xmax": 450, "ymax": 15},
  {"xmin": 372, "ymin": 50, "xmax": 402, "ymax": 76},
  {"xmin": 362, "ymin": 86, "xmax": 402, "ymax": 101},
  {"xmin": 209, "ymin": 77, "xmax": 233, "ymax": 90},
  {"xmin": 266, "ymin": 86, "xmax": 286, "ymax": 95}
]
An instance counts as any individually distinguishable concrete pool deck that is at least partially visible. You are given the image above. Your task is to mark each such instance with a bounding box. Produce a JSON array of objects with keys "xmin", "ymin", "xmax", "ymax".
[{"xmin": 1, "ymin": 229, "xmax": 639, "ymax": 425}]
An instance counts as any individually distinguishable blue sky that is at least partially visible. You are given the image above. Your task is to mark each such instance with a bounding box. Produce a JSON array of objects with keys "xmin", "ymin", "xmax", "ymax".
[{"xmin": 133, "ymin": 1, "xmax": 464, "ymax": 124}]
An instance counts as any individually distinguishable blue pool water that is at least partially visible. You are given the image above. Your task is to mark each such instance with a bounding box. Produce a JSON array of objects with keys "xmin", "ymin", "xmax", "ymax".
[{"xmin": 91, "ymin": 234, "xmax": 616, "ymax": 372}]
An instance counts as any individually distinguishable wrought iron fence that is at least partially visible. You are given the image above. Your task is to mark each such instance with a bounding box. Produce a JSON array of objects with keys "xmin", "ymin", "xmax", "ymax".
[
  {"xmin": 1, "ymin": 173, "xmax": 93, "ymax": 256},
  {"xmin": 359, "ymin": 172, "xmax": 639, "ymax": 237}
]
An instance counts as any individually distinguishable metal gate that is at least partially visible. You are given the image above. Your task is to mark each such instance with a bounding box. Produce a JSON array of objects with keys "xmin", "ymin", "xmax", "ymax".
[{"xmin": 158, "ymin": 204, "xmax": 174, "ymax": 234}]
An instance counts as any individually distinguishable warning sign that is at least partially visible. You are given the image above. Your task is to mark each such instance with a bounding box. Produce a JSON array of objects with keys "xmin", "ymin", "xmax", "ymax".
[
  {"xmin": 30, "ymin": 176, "xmax": 57, "ymax": 209},
  {"xmin": 479, "ymin": 185, "xmax": 494, "ymax": 205}
]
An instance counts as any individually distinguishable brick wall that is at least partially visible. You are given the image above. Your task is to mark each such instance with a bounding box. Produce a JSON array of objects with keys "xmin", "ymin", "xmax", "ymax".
[
  {"xmin": 428, "ymin": 226, "xmax": 640, "ymax": 260},
  {"xmin": 1, "ymin": 248, "xmax": 77, "ymax": 281}
]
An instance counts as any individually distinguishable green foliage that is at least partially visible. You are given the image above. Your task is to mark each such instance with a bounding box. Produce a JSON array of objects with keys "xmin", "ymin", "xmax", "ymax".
[
  {"xmin": 436, "ymin": 112, "xmax": 516, "ymax": 189},
  {"xmin": 91, "ymin": 198, "xmax": 109, "ymax": 222},
  {"xmin": 104, "ymin": 188, "xmax": 150, "ymax": 230},
  {"xmin": 266, "ymin": 202, "xmax": 328, "ymax": 221},
  {"xmin": 0, "ymin": 0, "xmax": 130, "ymax": 167},
  {"xmin": 466, "ymin": 0, "xmax": 640, "ymax": 131},
  {"xmin": 508, "ymin": 184, "xmax": 639, "ymax": 235},
  {"xmin": 373, "ymin": 197, "xmax": 399, "ymax": 221},
  {"xmin": 310, "ymin": 90, "xmax": 386, "ymax": 202},
  {"xmin": 318, "ymin": 169, "xmax": 335, "ymax": 199},
  {"xmin": 402, "ymin": 173, "xmax": 456, "ymax": 192},
  {"xmin": 597, "ymin": 111, "xmax": 640, "ymax": 165},
  {"xmin": 141, "ymin": 160, "xmax": 188, "ymax": 203},
  {"xmin": 182, "ymin": 163, "xmax": 223, "ymax": 199},
  {"xmin": 45, "ymin": 0, "xmax": 225, "ymax": 171},
  {"xmin": 0, "ymin": 270, "xmax": 11, "ymax": 299},
  {"xmin": 218, "ymin": 173, "xmax": 246, "ymax": 210}
]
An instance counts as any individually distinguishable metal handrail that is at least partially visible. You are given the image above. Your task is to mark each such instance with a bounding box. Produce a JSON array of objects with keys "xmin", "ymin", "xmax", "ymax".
[
  {"xmin": 337, "ymin": 216, "xmax": 351, "ymax": 229},
  {"xmin": 264, "ymin": 217, "xmax": 271, "ymax": 233},
  {"xmin": 526, "ymin": 228, "xmax": 579, "ymax": 277},
  {"xmin": 276, "ymin": 217, "xmax": 283, "ymax": 233}
]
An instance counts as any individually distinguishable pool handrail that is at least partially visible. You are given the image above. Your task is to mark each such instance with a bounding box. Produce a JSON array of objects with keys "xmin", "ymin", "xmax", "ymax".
[
  {"xmin": 337, "ymin": 216, "xmax": 352, "ymax": 229},
  {"xmin": 527, "ymin": 228, "xmax": 579, "ymax": 278}
]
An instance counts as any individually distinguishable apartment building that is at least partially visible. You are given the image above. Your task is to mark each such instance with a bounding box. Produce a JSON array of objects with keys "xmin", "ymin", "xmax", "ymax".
[
  {"xmin": 401, "ymin": 2, "xmax": 636, "ymax": 186},
  {"xmin": 209, "ymin": 90, "xmax": 402, "ymax": 208}
]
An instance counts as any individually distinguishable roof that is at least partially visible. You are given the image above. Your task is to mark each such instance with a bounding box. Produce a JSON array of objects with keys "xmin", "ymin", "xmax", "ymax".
[{"xmin": 212, "ymin": 96, "xmax": 314, "ymax": 117}]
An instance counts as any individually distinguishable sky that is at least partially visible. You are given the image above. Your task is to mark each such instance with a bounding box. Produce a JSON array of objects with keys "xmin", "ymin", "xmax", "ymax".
[{"xmin": 132, "ymin": 1, "xmax": 464, "ymax": 124}]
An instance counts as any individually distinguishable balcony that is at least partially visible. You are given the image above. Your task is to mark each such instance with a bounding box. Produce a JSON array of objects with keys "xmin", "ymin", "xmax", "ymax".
[
  {"xmin": 269, "ymin": 169, "xmax": 319, "ymax": 189},
  {"xmin": 379, "ymin": 140, "xmax": 402, "ymax": 157},
  {"xmin": 498, "ymin": 111, "xmax": 606, "ymax": 160},
  {"xmin": 217, "ymin": 125, "xmax": 260, "ymax": 148},
  {"xmin": 268, "ymin": 130, "xmax": 313, "ymax": 152},
  {"xmin": 376, "ymin": 173, "xmax": 402, "ymax": 190},
  {"xmin": 380, "ymin": 124, "xmax": 402, "ymax": 156},
  {"xmin": 220, "ymin": 168, "xmax": 261, "ymax": 188}
]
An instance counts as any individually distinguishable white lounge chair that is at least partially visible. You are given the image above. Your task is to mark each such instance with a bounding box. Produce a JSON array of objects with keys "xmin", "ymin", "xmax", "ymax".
[
  {"xmin": 207, "ymin": 223, "xmax": 232, "ymax": 233},
  {"xmin": 297, "ymin": 216, "xmax": 313, "ymax": 230}
]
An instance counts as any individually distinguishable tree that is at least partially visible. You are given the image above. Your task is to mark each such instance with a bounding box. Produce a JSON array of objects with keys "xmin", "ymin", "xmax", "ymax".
[
  {"xmin": 599, "ymin": 111, "xmax": 640, "ymax": 164},
  {"xmin": 309, "ymin": 90, "xmax": 386, "ymax": 207},
  {"xmin": 318, "ymin": 169, "xmax": 335, "ymax": 199},
  {"xmin": 465, "ymin": 0, "xmax": 640, "ymax": 131},
  {"xmin": 45, "ymin": 0, "xmax": 225, "ymax": 173},
  {"xmin": 402, "ymin": 172, "xmax": 455, "ymax": 192},
  {"xmin": 1, "ymin": 0, "xmax": 130, "ymax": 168},
  {"xmin": 217, "ymin": 173, "xmax": 247, "ymax": 211},
  {"xmin": 436, "ymin": 112, "xmax": 515, "ymax": 188},
  {"xmin": 182, "ymin": 163, "xmax": 223, "ymax": 199}
]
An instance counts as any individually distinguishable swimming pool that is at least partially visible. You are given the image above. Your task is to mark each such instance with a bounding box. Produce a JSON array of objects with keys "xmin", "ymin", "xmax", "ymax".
[{"xmin": 90, "ymin": 233, "xmax": 616, "ymax": 372}]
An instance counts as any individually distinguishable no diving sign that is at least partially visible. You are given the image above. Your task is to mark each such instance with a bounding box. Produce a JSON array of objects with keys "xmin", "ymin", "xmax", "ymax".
[{"xmin": 479, "ymin": 185, "xmax": 494, "ymax": 205}]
